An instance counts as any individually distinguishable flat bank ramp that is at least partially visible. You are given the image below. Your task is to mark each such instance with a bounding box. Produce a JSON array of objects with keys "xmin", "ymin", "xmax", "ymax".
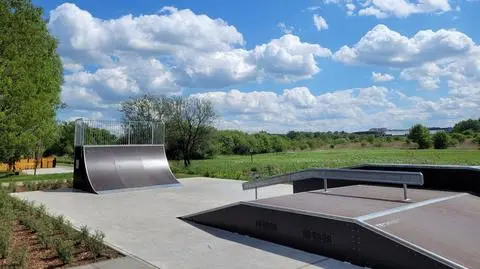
[
  {"xmin": 75, "ymin": 145, "xmax": 180, "ymax": 194},
  {"xmin": 181, "ymin": 185, "xmax": 479, "ymax": 269}
]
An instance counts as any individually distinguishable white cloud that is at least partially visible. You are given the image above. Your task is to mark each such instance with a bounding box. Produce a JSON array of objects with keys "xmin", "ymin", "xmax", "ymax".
[
  {"xmin": 324, "ymin": 0, "xmax": 452, "ymax": 18},
  {"xmin": 277, "ymin": 22, "xmax": 294, "ymax": 34},
  {"xmin": 313, "ymin": 15, "xmax": 329, "ymax": 31},
  {"xmin": 334, "ymin": 24, "xmax": 475, "ymax": 67},
  {"xmin": 252, "ymin": 34, "xmax": 332, "ymax": 82},
  {"xmin": 50, "ymin": 3, "xmax": 332, "ymax": 110},
  {"xmin": 192, "ymin": 86, "xmax": 403, "ymax": 132},
  {"xmin": 372, "ymin": 72, "xmax": 394, "ymax": 82},
  {"xmin": 346, "ymin": 3, "xmax": 356, "ymax": 15},
  {"xmin": 307, "ymin": 6, "xmax": 321, "ymax": 11}
]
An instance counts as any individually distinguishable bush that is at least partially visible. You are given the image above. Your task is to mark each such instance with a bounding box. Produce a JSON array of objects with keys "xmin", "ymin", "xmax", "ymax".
[
  {"xmin": 0, "ymin": 229, "xmax": 11, "ymax": 258},
  {"xmin": 329, "ymin": 144, "xmax": 335, "ymax": 149},
  {"xmin": 78, "ymin": 225, "xmax": 90, "ymax": 246},
  {"xmin": 451, "ymin": 133, "xmax": 465, "ymax": 144},
  {"xmin": 433, "ymin": 132, "xmax": 450, "ymax": 149},
  {"xmin": 86, "ymin": 230, "xmax": 106, "ymax": 258},
  {"xmin": 56, "ymin": 239, "xmax": 74, "ymax": 264},
  {"xmin": 408, "ymin": 124, "xmax": 432, "ymax": 149},
  {"xmin": 8, "ymin": 246, "xmax": 28, "ymax": 269}
]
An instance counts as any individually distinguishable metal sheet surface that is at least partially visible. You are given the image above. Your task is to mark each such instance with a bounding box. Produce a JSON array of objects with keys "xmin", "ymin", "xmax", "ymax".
[
  {"xmin": 80, "ymin": 145, "xmax": 179, "ymax": 193},
  {"xmin": 366, "ymin": 194, "xmax": 480, "ymax": 269}
]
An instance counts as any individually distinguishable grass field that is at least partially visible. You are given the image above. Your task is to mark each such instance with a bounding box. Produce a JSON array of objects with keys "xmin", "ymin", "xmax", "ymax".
[
  {"xmin": 170, "ymin": 149, "xmax": 480, "ymax": 180},
  {"xmin": 0, "ymin": 172, "xmax": 73, "ymax": 183}
]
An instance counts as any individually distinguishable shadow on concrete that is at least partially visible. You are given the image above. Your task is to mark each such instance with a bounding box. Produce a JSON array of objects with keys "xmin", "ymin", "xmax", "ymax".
[{"xmin": 180, "ymin": 220, "xmax": 354, "ymax": 269}]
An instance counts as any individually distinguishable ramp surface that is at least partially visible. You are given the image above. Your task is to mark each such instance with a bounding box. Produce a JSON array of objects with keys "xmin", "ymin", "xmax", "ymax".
[
  {"xmin": 293, "ymin": 163, "xmax": 480, "ymax": 194},
  {"xmin": 74, "ymin": 145, "xmax": 179, "ymax": 194},
  {"xmin": 183, "ymin": 185, "xmax": 479, "ymax": 269}
]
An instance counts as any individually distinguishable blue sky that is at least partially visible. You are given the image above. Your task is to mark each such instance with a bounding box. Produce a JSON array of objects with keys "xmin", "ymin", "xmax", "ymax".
[{"xmin": 33, "ymin": 0, "xmax": 480, "ymax": 132}]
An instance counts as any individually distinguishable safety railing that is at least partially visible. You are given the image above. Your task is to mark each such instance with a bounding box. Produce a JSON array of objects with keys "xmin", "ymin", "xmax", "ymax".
[{"xmin": 243, "ymin": 168, "xmax": 424, "ymax": 201}]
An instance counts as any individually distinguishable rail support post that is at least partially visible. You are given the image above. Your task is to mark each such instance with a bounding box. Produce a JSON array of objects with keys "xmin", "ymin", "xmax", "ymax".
[
  {"xmin": 403, "ymin": 184, "xmax": 410, "ymax": 201},
  {"xmin": 255, "ymin": 187, "xmax": 258, "ymax": 200},
  {"xmin": 324, "ymin": 178, "xmax": 328, "ymax": 193}
]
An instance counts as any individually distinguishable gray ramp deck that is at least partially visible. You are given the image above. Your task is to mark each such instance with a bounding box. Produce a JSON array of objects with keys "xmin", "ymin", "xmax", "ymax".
[
  {"xmin": 183, "ymin": 185, "xmax": 478, "ymax": 269},
  {"xmin": 75, "ymin": 145, "xmax": 179, "ymax": 194}
]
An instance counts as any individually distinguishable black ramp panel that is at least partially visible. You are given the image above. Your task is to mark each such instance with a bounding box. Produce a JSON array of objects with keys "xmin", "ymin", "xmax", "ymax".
[
  {"xmin": 181, "ymin": 202, "xmax": 453, "ymax": 269},
  {"xmin": 81, "ymin": 145, "xmax": 179, "ymax": 193}
]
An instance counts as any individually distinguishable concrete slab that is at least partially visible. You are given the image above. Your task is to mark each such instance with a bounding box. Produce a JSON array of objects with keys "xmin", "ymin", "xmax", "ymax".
[
  {"xmin": 13, "ymin": 178, "xmax": 361, "ymax": 269},
  {"xmin": 22, "ymin": 166, "xmax": 73, "ymax": 175},
  {"xmin": 73, "ymin": 256, "xmax": 156, "ymax": 269}
]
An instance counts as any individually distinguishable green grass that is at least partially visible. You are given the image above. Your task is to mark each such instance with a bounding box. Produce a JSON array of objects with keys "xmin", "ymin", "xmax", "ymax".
[
  {"xmin": 0, "ymin": 172, "xmax": 73, "ymax": 183},
  {"xmin": 55, "ymin": 155, "xmax": 74, "ymax": 167},
  {"xmin": 170, "ymin": 149, "xmax": 480, "ymax": 180}
]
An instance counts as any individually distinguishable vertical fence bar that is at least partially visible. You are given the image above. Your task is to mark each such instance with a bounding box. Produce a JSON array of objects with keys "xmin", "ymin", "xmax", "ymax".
[{"xmin": 324, "ymin": 178, "xmax": 328, "ymax": 192}]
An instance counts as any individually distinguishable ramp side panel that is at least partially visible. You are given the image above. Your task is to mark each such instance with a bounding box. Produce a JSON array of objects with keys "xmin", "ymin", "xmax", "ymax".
[
  {"xmin": 83, "ymin": 145, "xmax": 179, "ymax": 193},
  {"xmin": 366, "ymin": 194, "xmax": 480, "ymax": 269},
  {"xmin": 182, "ymin": 203, "xmax": 453, "ymax": 269}
]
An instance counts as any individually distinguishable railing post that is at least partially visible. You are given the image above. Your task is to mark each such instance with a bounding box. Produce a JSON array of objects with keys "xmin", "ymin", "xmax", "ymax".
[
  {"xmin": 151, "ymin": 122, "xmax": 154, "ymax": 144},
  {"xmin": 403, "ymin": 184, "xmax": 409, "ymax": 201},
  {"xmin": 255, "ymin": 187, "xmax": 258, "ymax": 200},
  {"xmin": 324, "ymin": 178, "xmax": 328, "ymax": 192}
]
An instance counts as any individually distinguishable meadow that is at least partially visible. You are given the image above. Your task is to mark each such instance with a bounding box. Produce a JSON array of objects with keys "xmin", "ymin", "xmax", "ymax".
[{"xmin": 170, "ymin": 149, "xmax": 480, "ymax": 180}]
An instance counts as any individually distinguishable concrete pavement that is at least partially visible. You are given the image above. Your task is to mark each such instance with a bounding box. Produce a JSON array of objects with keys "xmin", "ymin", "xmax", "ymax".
[{"xmin": 13, "ymin": 178, "xmax": 362, "ymax": 269}]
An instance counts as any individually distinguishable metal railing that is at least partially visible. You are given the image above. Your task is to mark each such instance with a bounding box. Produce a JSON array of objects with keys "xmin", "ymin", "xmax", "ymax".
[
  {"xmin": 74, "ymin": 119, "xmax": 165, "ymax": 146},
  {"xmin": 243, "ymin": 168, "xmax": 424, "ymax": 201}
]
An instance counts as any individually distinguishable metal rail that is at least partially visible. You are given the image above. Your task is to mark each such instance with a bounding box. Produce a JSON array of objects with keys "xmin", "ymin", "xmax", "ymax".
[{"xmin": 243, "ymin": 168, "xmax": 424, "ymax": 201}]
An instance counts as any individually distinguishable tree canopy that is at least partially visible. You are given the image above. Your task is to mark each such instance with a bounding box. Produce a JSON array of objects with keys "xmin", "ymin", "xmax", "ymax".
[
  {"xmin": 408, "ymin": 124, "xmax": 432, "ymax": 149},
  {"xmin": 0, "ymin": 0, "xmax": 63, "ymax": 166}
]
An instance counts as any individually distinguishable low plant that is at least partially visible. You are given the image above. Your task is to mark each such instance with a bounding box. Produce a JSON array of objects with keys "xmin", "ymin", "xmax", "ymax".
[
  {"xmin": 56, "ymin": 239, "xmax": 74, "ymax": 264},
  {"xmin": 36, "ymin": 221, "xmax": 55, "ymax": 249},
  {"xmin": 78, "ymin": 225, "xmax": 90, "ymax": 246},
  {"xmin": 8, "ymin": 246, "xmax": 28, "ymax": 269},
  {"xmin": 86, "ymin": 230, "xmax": 106, "ymax": 258},
  {"xmin": 0, "ymin": 229, "xmax": 11, "ymax": 258}
]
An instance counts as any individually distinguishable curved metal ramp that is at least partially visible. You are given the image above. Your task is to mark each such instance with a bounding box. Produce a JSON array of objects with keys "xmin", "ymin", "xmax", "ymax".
[
  {"xmin": 181, "ymin": 185, "xmax": 479, "ymax": 269},
  {"xmin": 74, "ymin": 145, "xmax": 180, "ymax": 194}
]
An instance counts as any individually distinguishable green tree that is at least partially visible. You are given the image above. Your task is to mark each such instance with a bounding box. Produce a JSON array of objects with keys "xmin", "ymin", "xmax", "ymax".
[
  {"xmin": 453, "ymin": 118, "xmax": 480, "ymax": 133},
  {"xmin": 407, "ymin": 124, "xmax": 432, "ymax": 149},
  {"xmin": 0, "ymin": 0, "xmax": 63, "ymax": 169},
  {"xmin": 432, "ymin": 132, "xmax": 450, "ymax": 149},
  {"xmin": 120, "ymin": 95, "xmax": 216, "ymax": 167}
]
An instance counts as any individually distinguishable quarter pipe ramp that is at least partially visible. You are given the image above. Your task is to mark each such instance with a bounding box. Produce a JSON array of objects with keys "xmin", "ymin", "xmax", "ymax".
[{"xmin": 74, "ymin": 145, "xmax": 180, "ymax": 194}]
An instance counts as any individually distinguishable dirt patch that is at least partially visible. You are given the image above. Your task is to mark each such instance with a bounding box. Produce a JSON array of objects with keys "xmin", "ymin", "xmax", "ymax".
[{"xmin": 0, "ymin": 221, "xmax": 122, "ymax": 268}]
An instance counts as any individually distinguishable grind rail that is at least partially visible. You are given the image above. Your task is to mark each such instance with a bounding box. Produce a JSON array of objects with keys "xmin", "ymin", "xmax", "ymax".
[{"xmin": 243, "ymin": 168, "xmax": 424, "ymax": 201}]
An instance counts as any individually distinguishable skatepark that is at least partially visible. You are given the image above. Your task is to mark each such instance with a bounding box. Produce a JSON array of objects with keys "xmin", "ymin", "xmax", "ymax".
[{"xmin": 12, "ymin": 120, "xmax": 480, "ymax": 269}]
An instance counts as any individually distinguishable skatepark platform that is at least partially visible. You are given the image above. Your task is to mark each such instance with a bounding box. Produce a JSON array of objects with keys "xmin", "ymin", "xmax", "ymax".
[
  {"xmin": 73, "ymin": 145, "xmax": 179, "ymax": 194},
  {"xmin": 182, "ymin": 185, "xmax": 480, "ymax": 269},
  {"xmin": 293, "ymin": 164, "xmax": 480, "ymax": 194}
]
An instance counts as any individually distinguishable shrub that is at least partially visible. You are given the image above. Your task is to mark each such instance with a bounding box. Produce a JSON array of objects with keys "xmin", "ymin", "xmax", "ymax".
[
  {"xmin": 56, "ymin": 239, "xmax": 74, "ymax": 264},
  {"xmin": 0, "ymin": 229, "xmax": 11, "ymax": 258},
  {"xmin": 86, "ymin": 230, "xmax": 106, "ymax": 258},
  {"xmin": 8, "ymin": 246, "xmax": 28, "ymax": 269},
  {"xmin": 78, "ymin": 225, "xmax": 90, "ymax": 246},
  {"xmin": 433, "ymin": 132, "xmax": 450, "ymax": 149},
  {"xmin": 408, "ymin": 124, "xmax": 432, "ymax": 149},
  {"xmin": 329, "ymin": 144, "xmax": 335, "ymax": 149},
  {"xmin": 361, "ymin": 142, "xmax": 367, "ymax": 148},
  {"xmin": 450, "ymin": 133, "xmax": 465, "ymax": 144}
]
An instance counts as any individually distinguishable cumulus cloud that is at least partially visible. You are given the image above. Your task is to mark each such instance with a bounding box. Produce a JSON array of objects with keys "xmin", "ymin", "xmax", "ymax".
[
  {"xmin": 334, "ymin": 24, "xmax": 475, "ymax": 67},
  {"xmin": 50, "ymin": 3, "xmax": 331, "ymax": 110},
  {"xmin": 313, "ymin": 15, "xmax": 328, "ymax": 31},
  {"xmin": 324, "ymin": 0, "xmax": 451, "ymax": 18},
  {"xmin": 192, "ymin": 86, "xmax": 403, "ymax": 132},
  {"xmin": 372, "ymin": 72, "xmax": 394, "ymax": 82}
]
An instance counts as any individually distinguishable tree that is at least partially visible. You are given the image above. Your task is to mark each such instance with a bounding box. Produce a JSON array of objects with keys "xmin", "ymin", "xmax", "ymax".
[
  {"xmin": 120, "ymin": 95, "xmax": 216, "ymax": 167},
  {"xmin": 0, "ymin": 0, "xmax": 63, "ymax": 169},
  {"xmin": 453, "ymin": 118, "xmax": 480, "ymax": 133},
  {"xmin": 407, "ymin": 124, "xmax": 432, "ymax": 149},
  {"xmin": 432, "ymin": 132, "xmax": 450, "ymax": 149}
]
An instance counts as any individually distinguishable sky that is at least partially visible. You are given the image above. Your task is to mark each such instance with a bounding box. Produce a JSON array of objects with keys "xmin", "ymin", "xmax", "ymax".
[{"xmin": 32, "ymin": 0, "xmax": 480, "ymax": 133}]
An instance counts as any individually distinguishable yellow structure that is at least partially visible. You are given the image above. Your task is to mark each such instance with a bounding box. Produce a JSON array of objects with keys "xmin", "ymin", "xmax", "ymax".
[{"xmin": 0, "ymin": 156, "xmax": 56, "ymax": 172}]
